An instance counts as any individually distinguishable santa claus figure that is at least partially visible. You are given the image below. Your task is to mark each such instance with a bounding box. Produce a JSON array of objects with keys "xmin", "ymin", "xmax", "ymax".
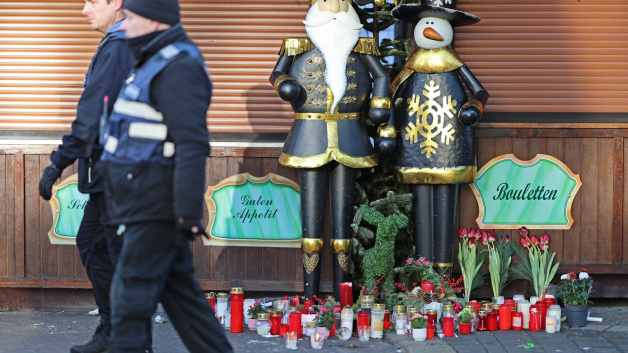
[
  {"xmin": 270, "ymin": 0, "xmax": 390, "ymax": 300},
  {"xmin": 390, "ymin": 0, "xmax": 489, "ymax": 275}
]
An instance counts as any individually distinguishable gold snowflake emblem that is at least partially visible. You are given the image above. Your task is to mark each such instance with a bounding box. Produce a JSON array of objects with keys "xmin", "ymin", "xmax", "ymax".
[{"xmin": 404, "ymin": 80, "xmax": 458, "ymax": 158}]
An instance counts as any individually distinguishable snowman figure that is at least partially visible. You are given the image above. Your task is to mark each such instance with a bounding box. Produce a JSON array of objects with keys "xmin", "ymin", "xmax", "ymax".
[{"xmin": 388, "ymin": 0, "xmax": 489, "ymax": 275}]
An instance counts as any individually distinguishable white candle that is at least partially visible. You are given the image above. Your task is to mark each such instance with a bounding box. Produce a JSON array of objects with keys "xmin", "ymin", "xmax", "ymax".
[
  {"xmin": 395, "ymin": 319, "xmax": 405, "ymax": 334},
  {"xmin": 302, "ymin": 314, "xmax": 316, "ymax": 336},
  {"xmin": 529, "ymin": 296, "xmax": 540, "ymax": 305},
  {"xmin": 545, "ymin": 315, "xmax": 556, "ymax": 333},
  {"xmin": 517, "ymin": 301, "xmax": 531, "ymax": 330}
]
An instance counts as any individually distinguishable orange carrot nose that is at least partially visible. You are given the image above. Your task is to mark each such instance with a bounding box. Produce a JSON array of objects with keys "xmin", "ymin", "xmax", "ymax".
[{"xmin": 423, "ymin": 27, "xmax": 444, "ymax": 41}]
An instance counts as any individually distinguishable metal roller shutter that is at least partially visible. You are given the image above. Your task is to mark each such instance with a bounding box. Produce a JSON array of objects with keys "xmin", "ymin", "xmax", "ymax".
[{"xmin": 0, "ymin": 0, "xmax": 624, "ymax": 132}]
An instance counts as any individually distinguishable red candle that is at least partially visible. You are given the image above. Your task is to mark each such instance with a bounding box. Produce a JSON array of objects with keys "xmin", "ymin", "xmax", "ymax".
[
  {"xmin": 205, "ymin": 293, "xmax": 216, "ymax": 311},
  {"xmin": 529, "ymin": 307, "xmax": 541, "ymax": 332},
  {"xmin": 270, "ymin": 311, "xmax": 282, "ymax": 335},
  {"xmin": 535, "ymin": 301, "xmax": 548, "ymax": 329},
  {"xmin": 469, "ymin": 301, "xmax": 480, "ymax": 314},
  {"xmin": 230, "ymin": 288, "xmax": 244, "ymax": 333},
  {"xmin": 383, "ymin": 311, "xmax": 391, "ymax": 330},
  {"xmin": 289, "ymin": 311, "xmax": 303, "ymax": 339},
  {"xmin": 426, "ymin": 310, "xmax": 437, "ymax": 327},
  {"xmin": 330, "ymin": 323, "xmax": 336, "ymax": 336},
  {"xmin": 339, "ymin": 282, "xmax": 354, "ymax": 308},
  {"xmin": 512, "ymin": 310, "xmax": 523, "ymax": 331},
  {"xmin": 499, "ymin": 304, "xmax": 512, "ymax": 331},
  {"xmin": 487, "ymin": 311, "xmax": 498, "ymax": 331},
  {"xmin": 280, "ymin": 323, "xmax": 289, "ymax": 337},
  {"xmin": 443, "ymin": 317, "xmax": 455, "ymax": 337},
  {"xmin": 477, "ymin": 311, "xmax": 488, "ymax": 331},
  {"xmin": 304, "ymin": 300, "xmax": 315, "ymax": 311},
  {"xmin": 427, "ymin": 322, "xmax": 435, "ymax": 339},
  {"xmin": 357, "ymin": 311, "xmax": 370, "ymax": 338}
]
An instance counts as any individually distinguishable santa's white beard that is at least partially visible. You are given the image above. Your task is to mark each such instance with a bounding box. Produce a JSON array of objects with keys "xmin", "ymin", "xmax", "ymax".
[{"xmin": 305, "ymin": 10, "xmax": 361, "ymax": 112}]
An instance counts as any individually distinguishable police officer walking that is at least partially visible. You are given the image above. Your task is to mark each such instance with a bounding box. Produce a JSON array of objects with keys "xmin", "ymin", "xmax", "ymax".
[
  {"xmin": 37, "ymin": 1, "xmax": 137, "ymax": 352},
  {"xmin": 101, "ymin": 0, "xmax": 233, "ymax": 352}
]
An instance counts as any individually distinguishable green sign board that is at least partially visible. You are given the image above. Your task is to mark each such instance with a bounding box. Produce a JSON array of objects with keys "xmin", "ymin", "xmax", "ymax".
[
  {"xmin": 203, "ymin": 173, "xmax": 302, "ymax": 248},
  {"xmin": 470, "ymin": 154, "xmax": 581, "ymax": 229},
  {"xmin": 48, "ymin": 174, "xmax": 90, "ymax": 245}
]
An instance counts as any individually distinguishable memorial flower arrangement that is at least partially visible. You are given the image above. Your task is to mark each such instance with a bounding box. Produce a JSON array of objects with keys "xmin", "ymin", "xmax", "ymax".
[
  {"xmin": 313, "ymin": 296, "xmax": 337, "ymax": 330},
  {"xmin": 511, "ymin": 227, "xmax": 560, "ymax": 297},
  {"xmin": 458, "ymin": 227, "xmax": 487, "ymax": 300},
  {"xmin": 481, "ymin": 231, "xmax": 513, "ymax": 301},
  {"xmin": 246, "ymin": 300, "xmax": 266, "ymax": 319},
  {"xmin": 457, "ymin": 307, "xmax": 474, "ymax": 324},
  {"xmin": 557, "ymin": 269, "xmax": 594, "ymax": 306},
  {"xmin": 410, "ymin": 313, "xmax": 428, "ymax": 329}
]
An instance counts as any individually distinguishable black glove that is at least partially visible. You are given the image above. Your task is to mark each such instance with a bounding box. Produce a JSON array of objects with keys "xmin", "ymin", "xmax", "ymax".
[
  {"xmin": 369, "ymin": 108, "xmax": 390, "ymax": 126},
  {"xmin": 458, "ymin": 102, "xmax": 482, "ymax": 126},
  {"xmin": 376, "ymin": 137, "xmax": 396, "ymax": 155},
  {"xmin": 277, "ymin": 80, "xmax": 300, "ymax": 102},
  {"xmin": 39, "ymin": 164, "xmax": 63, "ymax": 201},
  {"xmin": 176, "ymin": 217, "xmax": 208, "ymax": 240}
]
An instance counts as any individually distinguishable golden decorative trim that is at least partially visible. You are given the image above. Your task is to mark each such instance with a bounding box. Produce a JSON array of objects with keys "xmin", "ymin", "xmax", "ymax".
[
  {"xmin": 326, "ymin": 87, "xmax": 335, "ymax": 113},
  {"xmin": 394, "ymin": 165, "xmax": 476, "ymax": 184},
  {"xmin": 378, "ymin": 125, "xmax": 397, "ymax": 139},
  {"xmin": 306, "ymin": 98, "xmax": 326, "ymax": 106},
  {"xmin": 307, "ymin": 85, "xmax": 327, "ymax": 93},
  {"xmin": 347, "ymin": 83, "xmax": 357, "ymax": 90},
  {"xmin": 347, "ymin": 57, "xmax": 356, "ymax": 64},
  {"xmin": 374, "ymin": 303, "xmax": 386, "ymax": 310},
  {"xmin": 280, "ymin": 150, "xmax": 377, "ymax": 169},
  {"xmin": 308, "ymin": 56, "xmax": 324, "ymax": 65},
  {"xmin": 352, "ymin": 38, "xmax": 381, "ymax": 56},
  {"xmin": 295, "ymin": 112, "xmax": 362, "ymax": 121},
  {"xmin": 391, "ymin": 46, "xmax": 464, "ymax": 98},
  {"xmin": 303, "ymin": 253, "xmax": 320, "ymax": 275},
  {"xmin": 347, "ymin": 70, "xmax": 356, "ymax": 77},
  {"xmin": 310, "ymin": 0, "xmax": 354, "ymax": 5},
  {"xmin": 331, "ymin": 239, "xmax": 353, "ymax": 253},
  {"xmin": 370, "ymin": 96, "xmax": 391, "ymax": 110},
  {"xmin": 431, "ymin": 262, "xmax": 454, "ymax": 268},
  {"xmin": 231, "ymin": 287, "xmax": 244, "ymax": 294},
  {"xmin": 462, "ymin": 99, "xmax": 484, "ymax": 115},
  {"xmin": 279, "ymin": 38, "xmax": 314, "ymax": 57},
  {"xmin": 273, "ymin": 75, "xmax": 292, "ymax": 94},
  {"xmin": 301, "ymin": 238, "xmax": 324, "ymax": 253},
  {"xmin": 340, "ymin": 96, "xmax": 357, "ymax": 104},
  {"xmin": 338, "ymin": 253, "xmax": 350, "ymax": 273},
  {"xmin": 307, "ymin": 71, "xmax": 325, "ymax": 78}
]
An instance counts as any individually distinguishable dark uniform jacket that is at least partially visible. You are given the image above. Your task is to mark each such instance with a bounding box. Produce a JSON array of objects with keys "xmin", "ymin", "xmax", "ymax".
[
  {"xmin": 271, "ymin": 38, "xmax": 389, "ymax": 169},
  {"xmin": 103, "ymin": 25, "xmax": 211, "ymax": 224},
  {"xmin": 391, "ymin": 46, "xmax": 488, "ymax": 185},
  {"xmin": 50, "ymin": 21, "xmax": 133, "ymax": 194}
]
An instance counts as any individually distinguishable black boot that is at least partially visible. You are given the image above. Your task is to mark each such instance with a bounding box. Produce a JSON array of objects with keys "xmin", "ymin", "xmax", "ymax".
[{"xmin": 70, "ymin": 332, "xmax": 108, "ymax": 353}]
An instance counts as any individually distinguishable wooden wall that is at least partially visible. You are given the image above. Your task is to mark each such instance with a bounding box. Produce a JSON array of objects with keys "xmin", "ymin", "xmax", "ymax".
[{"xmin": 0, "ymin": 126, "xmax": 626, "ymax": 295}]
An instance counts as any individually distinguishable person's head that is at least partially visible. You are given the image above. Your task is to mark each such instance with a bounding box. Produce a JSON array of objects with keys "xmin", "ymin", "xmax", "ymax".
[
  {"xmin": 121, "ymin": 0, "xmax": 181, "ymax": 39},
  {"xmin": 303, "ymin": 0, "xmax": 363, "ymax": 112},
  {"xmin": 82, "ymin": 0, "xmax": 125, "ymax": 34}
]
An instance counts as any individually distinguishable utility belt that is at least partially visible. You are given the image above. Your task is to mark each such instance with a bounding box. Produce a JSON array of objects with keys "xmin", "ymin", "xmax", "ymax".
[{"xmin": 294, "ymin": 112, "xmax": 362, "ymax": 121}]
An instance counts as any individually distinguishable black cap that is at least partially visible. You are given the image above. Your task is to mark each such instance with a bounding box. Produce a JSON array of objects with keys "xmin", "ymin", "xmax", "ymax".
[{"xmin": 125, "ymin": 0, "xmax": 180, "ymax": 26}]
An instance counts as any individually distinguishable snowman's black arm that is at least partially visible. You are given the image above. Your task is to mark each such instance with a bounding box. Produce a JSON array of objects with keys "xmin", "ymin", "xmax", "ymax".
[
  {"xmin": 269, "ymin": 55, "xmax": 295, "ymax": 88},
  {"xmin": 362, "ymin": 54, "xmax": 390, "ymax": 125},
  {"xmin": 458, "ymin": 65, "xmax": 490, "ymax": 109}
]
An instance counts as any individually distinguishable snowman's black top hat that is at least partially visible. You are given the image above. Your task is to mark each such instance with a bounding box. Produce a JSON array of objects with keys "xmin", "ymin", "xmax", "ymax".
[{"xmin": 392, "ymin": 0, "xmax": 480, "ymax": 27}]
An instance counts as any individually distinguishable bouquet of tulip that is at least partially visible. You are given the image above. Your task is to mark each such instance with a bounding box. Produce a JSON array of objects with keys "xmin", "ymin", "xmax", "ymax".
[
  {"xmin": 458, "ymin": 227, "xmax": 487, "ymax": 301},
  {"xmin": 558, "ymin": 269, "xmax": 594, "ymax": 306},
  {"xmin": 511, "ymin": 227, "xmax": 560, "ymax": 297},
  {"xmin": 481, "ymin": 231, "xmax": 513, "ymax": 300}
]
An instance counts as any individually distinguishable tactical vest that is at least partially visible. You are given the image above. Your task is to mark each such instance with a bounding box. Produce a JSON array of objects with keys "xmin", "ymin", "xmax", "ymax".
[{"xmin": 101, "ymin": 41, "xmax": 206, "ymax": 166}]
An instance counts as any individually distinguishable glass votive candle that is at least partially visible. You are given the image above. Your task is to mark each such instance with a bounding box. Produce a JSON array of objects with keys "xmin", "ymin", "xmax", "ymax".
[
  {"xmin": 284, "ymin": 331, "xmax": 298, "ymax": 350},
  {"xmin": 358, "ymin": 325, "xmax": 370, "ymax": 342},
  {"xmin": 545, "ymin": 315, "xmax": 557, "ymax": 333},
  {"xmin": 530, "ymin": 296, "xmax": 541, "ymax": 305},
  {"xmin": 513, "ymin": 294, "xmax": 525, "ymax": 303},
  {"xmin": 311, "ymin": 333, "xmax": 324, "ymax": 349}
]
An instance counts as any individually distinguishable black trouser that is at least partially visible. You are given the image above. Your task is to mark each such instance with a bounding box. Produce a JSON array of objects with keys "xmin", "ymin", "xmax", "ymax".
[
  {"xmin": 300, "ymin": 162, "xmax": 355, "ymax": 300},
  {"xmin": 412, "ymin": 184, "xmax": 459, "ymax": 275},
  {"xmin": 109, "ymin": 222, "xmax": 233, "ymax": 353},
  {"xmin": 76, "ymin": 192, "xmax": 122, "ymax": 339}
]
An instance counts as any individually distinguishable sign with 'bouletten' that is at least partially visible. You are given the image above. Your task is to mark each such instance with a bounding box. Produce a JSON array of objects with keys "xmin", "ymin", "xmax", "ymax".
[
  {"xmin": 470, "ymin": 154, "xmax": 582, "ymax": 229},
  {"xmin": 204, "ymin": 173, "xmax": 302, "ymax": 248}
]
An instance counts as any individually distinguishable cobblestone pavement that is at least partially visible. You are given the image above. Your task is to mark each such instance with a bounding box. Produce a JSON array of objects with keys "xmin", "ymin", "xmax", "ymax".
[{"xmin": 0, "ymin": 301, "xmax": 626, "ymax": 352}]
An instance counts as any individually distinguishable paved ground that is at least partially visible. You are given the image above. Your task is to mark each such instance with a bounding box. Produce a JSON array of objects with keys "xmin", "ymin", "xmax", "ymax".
[{"xmin": 0, "ymin": 301, "xmax": 626, "ymax": 353}]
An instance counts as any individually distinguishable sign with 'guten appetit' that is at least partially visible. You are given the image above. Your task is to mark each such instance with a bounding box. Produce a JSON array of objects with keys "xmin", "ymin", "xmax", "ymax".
[
  {"xmin": 470, "ymin": 154, "xmax": 582, "ymax": 229},
  {"xmin": 203, "ymin": 173, "xmax": 302, "ymax": 248}
]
